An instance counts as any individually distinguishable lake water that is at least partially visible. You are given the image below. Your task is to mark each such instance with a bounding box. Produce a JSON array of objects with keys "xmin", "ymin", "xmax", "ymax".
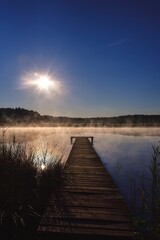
[{"xmin": 1, "ymin": 127, "xmax": 160, "ymax": 215}]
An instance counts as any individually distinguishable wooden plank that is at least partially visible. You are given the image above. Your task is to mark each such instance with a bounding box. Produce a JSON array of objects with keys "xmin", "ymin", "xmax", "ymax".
[
  {"xmin": 39, "ymin": 219, "xmax": 134, "ymax": 231},
  {"xmin": 64, "ymin": 187, "xmax": 120, "ymax": 194},
  {"xmin": 38, "ymin": 225, "xmax": 134, "ymax": 237},
  {"xmin": 41, "ymin": 212, "xmax": 131, "ymax": 223},
  {"xmin": 44, "ymin": 206, "xmax": 130, "ymax": 217}
]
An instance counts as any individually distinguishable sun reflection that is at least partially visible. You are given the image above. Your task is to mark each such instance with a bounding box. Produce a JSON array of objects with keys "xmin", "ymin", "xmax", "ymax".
[{"xmin": 41, "ymin": 162, "xmax": 46, "ymax": 171}]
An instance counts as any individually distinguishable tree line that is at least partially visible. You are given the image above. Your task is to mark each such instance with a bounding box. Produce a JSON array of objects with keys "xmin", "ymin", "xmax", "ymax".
[{"xmin": 0, "ymin": 107, "xmax": 160, "ymax": 127}]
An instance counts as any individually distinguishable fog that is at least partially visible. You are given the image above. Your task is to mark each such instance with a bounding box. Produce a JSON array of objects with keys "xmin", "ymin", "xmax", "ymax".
[{"xmin": 1, "ymin": 127, "xmax": 160, "ymax": 212}]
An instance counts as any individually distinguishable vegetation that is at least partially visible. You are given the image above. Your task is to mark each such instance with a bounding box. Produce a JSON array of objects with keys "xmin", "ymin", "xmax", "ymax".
[
  {"xmin": 0, "ymin": 107, "xmax": 160, "ymax": 127},
  {"xmin": 113, "ymin": 143, "xmax": 160, "ymax": 239},
  {"xmin": 131, "ymin": 143, "xmax": 160, "ymax": 240},
  {"xmin": 0, "ymin": 139, "xmax": 69, "ymax": 240},
  {"xmin": 150, "ymin": 145, "xmax": 160, "ymax": 219}
]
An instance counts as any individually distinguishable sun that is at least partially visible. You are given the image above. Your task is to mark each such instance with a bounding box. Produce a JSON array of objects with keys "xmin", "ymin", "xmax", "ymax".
[
  {"xmin": 34, "ymin": 73, "xmax": 54, "ymax": 91},
  {"xmin": 21, "ymin": 70, "xmax": 63, "ymax": 96},
  {"xmin": 19, "ymin": 68, "xmax": 66, "ymax": 98}
]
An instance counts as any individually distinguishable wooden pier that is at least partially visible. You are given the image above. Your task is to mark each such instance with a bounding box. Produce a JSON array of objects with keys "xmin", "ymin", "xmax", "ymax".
[{"xmin": 37, "ymin": 137, "xmax": 136, "ymax": 239}]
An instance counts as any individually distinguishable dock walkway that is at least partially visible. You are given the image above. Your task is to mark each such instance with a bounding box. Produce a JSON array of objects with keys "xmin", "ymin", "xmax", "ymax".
[{"xmin": 37, "ymin": 137, "xmax": 136, "ymax": 239}]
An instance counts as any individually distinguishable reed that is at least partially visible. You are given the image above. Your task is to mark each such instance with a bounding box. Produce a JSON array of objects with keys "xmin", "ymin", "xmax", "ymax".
[
  {"xmin": 132, "ymin": 143, "xmax": 160, "ymax": 239},
  {"xmin": 0, "ymin": 141, "xmax": 69, "ymax": 240},
  {"xmin": 150, "ymin": 145, "xmax": 160, "ymax": 219}
]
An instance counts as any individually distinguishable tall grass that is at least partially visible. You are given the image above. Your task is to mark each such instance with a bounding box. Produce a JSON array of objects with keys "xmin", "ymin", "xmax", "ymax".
[
  {"xmin": 131, "ymin": 143, "xmax": 160, "ymax": 240},
  {"xmin": 0, "ymin": 140, "xmax": 69, "ymax": 240},
  {"xmin": 150, "ymin": 145, "xmax": 160, "ymax": 219}
]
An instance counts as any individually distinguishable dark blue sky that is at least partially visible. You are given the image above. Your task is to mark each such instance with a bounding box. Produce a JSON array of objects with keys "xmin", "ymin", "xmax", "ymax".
[{"xmin": 0, "ymin": 0, "xmax": 160, "ymax": 117}]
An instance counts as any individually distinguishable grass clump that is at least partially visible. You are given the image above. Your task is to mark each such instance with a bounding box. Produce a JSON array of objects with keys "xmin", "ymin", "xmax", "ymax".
[{"xmin": 0, "ymin": 141, "xmax": 68, "ymax": 240}]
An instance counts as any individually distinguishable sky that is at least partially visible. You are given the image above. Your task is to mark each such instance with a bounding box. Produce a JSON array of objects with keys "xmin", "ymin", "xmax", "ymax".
[{"xmin": 0, "ymin": 0, "xmax": 160, "ymax": 117}]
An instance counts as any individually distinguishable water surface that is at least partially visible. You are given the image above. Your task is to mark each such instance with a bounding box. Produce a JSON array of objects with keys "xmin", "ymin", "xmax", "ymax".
[{"xmin": 1, "ymin": 127, "xmax": 160, "ymax": 214}]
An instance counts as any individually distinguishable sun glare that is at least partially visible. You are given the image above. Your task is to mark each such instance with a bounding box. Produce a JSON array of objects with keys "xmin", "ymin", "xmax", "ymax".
[
  {"xmin": 34, "ymin": 73, "xmax": 53, "ymax": 91},
  {"xmin": 21, "ymin": 71, "xmax": 63, "ymax": 96}
]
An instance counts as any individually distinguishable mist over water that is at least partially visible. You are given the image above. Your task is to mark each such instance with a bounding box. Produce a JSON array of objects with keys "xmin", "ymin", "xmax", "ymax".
[{"xmin": 1, "ymin": 127, "xmax": 160, "ymax": 213}]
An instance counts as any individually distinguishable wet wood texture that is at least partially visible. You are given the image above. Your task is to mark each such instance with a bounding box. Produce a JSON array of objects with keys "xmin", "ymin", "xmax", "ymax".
[{"xmin": 37, "ymin": 137, "xmax": 136, "ymax": 239}]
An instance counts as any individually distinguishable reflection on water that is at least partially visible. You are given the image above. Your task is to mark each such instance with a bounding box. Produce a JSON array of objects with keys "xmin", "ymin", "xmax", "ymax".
[
  {"xmin": 1, "ymin": 127, "xmax": 160, "ymax": 214},
  {"xmin": 95, "ymin": 133, "xmax": 159, "ymax": 213}
]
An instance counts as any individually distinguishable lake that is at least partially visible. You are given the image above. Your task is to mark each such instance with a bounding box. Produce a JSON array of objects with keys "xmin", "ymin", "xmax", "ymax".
[{"xmin": 1, "ymin": 127, "xmax": 160, "ymax": 216}]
